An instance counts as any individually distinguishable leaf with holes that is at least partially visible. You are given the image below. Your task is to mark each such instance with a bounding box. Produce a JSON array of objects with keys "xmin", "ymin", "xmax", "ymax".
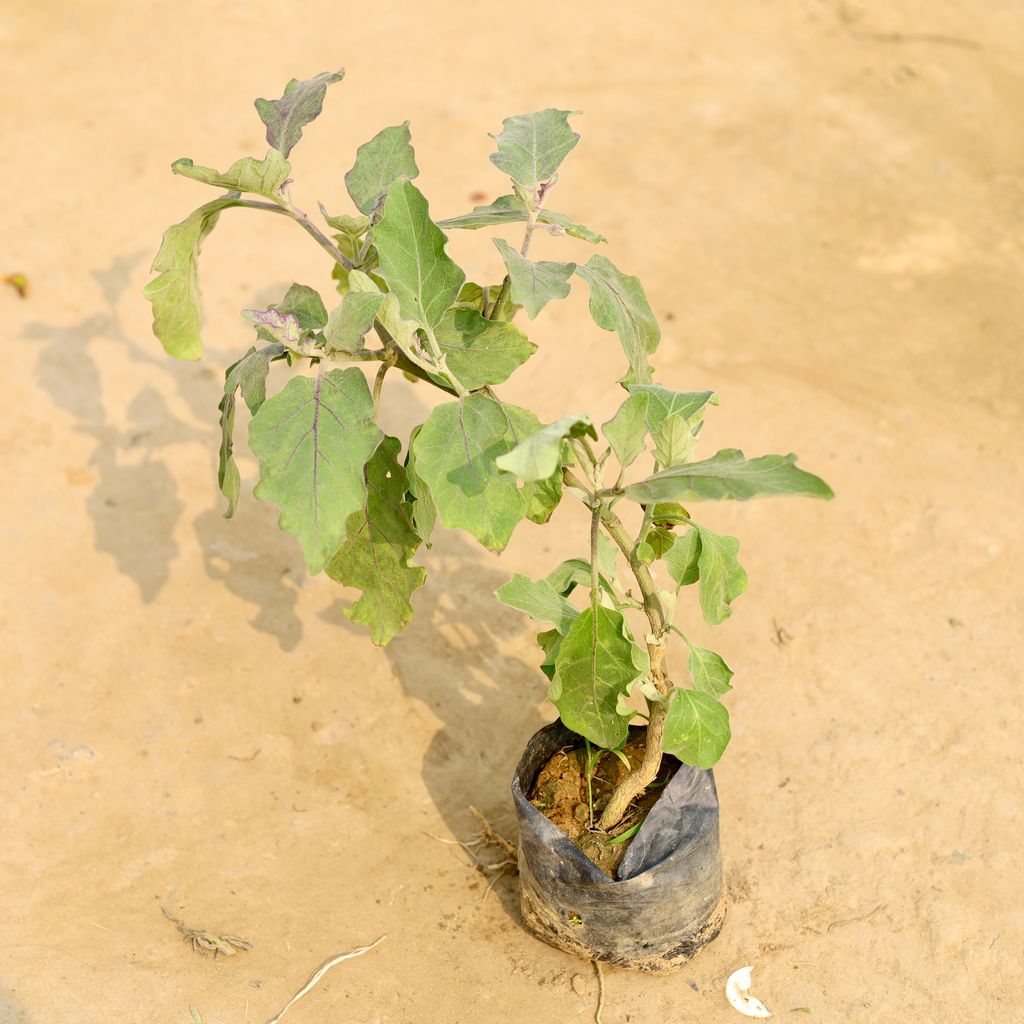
[
  {"xmin": 326, "ymin": 436, "xmax": 426, "ymax": 645},
  {"xmin": 249, "ymin": 368, "xmax": 383, "ymax": 574}
]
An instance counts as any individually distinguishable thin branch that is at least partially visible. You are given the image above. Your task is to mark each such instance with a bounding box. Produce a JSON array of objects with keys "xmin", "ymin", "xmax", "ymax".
[{"xmin": 236, "ymin": 198, "xmax": 355, "ymax": 271}]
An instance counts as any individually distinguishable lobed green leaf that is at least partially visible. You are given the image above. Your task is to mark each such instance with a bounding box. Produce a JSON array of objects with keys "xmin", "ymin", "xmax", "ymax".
[
  {"xmin": 495, "ymin": 574, "xmax": 579, "ymax": 635},
  {"xmin": 492, "ymin": 238, "xmax": 575, "ymax": 319},
  {"xmin": 664, "ymin": 527, "xmax": 701, "ymax": 588},
  {"xmin": 692, "ymin": 523, "xmax": 747, "ymax": 626},
  {"xmin": 249, "ymin": 368, "xmax": 383, "ymax": 574},
  {"xmin": 255, "ymin": 70, "xmax": 345, "ymax": 158},
  {"xmin": 326, "ymin": 436, "xmax": 427, "ymax": 645},
  {"xmin": 687, "ymin": 646, "xmax": 734, "ymax": 696},
  {"xmin": 661, "ymin": 689, "xmax": 731, "ymax": 769},
  {"xmin": 435, "ymin": 309, "xmax": 536, "ymax": 390},
  {"xmin": 324, "ymin": 290, "xmax": 385, "ymax": 354},
  {"xmin": 345, "ymin": 122, "xmax": 419, "ymax": 216},
  {"xmin": 490, "ymin": 109, "xmax": 581, "ymax": 200},
  {"xmin": 549, "ymin": 606, "xmax": 648, "ymax": 749}
]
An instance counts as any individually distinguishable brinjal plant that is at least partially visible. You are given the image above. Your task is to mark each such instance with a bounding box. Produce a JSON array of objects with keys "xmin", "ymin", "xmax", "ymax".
[{"xmin": 145, "ymin": 70, "xmax": 833, "ymax": 837}]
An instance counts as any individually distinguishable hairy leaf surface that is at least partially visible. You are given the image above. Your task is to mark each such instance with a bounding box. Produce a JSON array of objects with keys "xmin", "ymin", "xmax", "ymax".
[
  {"xmin": 576, "ymin": 254, "xmax": 660, "ymax": 387},
  {"xmin": 346, "ymin": 122, "xmax": 419, "ymax": 215},
  {"xmin": 490, "ymin": 109, "xmax": 580, "ymax": 199},
  {"xmin": 324, "ymin": 291, "xmax": 384, "ymax": 353},
  {"xmin": 255, "ymin": 70, "xmax": 345, "ymax": 157},
  {"xmin": 493, "ymin": 239, "xmax": 575, "ymax": 319},
  {"xmin": 326, "ymin": 436, "xmax": 426, "ymax": 645},
  {"xmin": 249, "ymin": 368, "xmax": 383, "ymax": 574}
]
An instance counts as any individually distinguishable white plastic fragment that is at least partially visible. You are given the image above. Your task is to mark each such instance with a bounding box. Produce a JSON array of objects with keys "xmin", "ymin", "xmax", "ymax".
[{"xmin": 725, "ymin": 965, "xmax": 772, "ymax": 1018}]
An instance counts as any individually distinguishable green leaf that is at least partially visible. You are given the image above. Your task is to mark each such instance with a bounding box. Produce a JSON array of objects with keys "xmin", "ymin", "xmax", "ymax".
[
  {"xmin": 664, "ymin": 527, "xmax": 701, "ymax": 588},
  {"xmin": 249, "ymin": 368, "xmax": 383, "ymax": 574},
  {"xmin": 495, "ymin": 414, "xmax": 594, "ymax": 481},
  {"xmin": 372, "ymin": 180, "xmax": 465, "ymax": 333},
  {"xmin": 636, "ymin": 525, "xmax": 675, "ymax": 564},
  {"xmin": 319, "ymin": 206, "xmax": 370, "ymax": 238},
  {"xmin": 492, "ymin": 238, "xmax": 575, "ymax": 319},
  {"xmin": 537, "ymin": 628, "xmax": 562, "ymax": 681},
  {"xmin": 345, "ymin": 122, "xmax": 419, "ymax": 216},
  {"xmin": 602, "ymin": 392, "xmax": 649, "ymax": 470},
  {"xmin": 576, "ymin": 254, "xmax": 660, "ymax": 387},
  {"xmin": 410, "ymin": 394, "xmax": 542, "ymax": 551},
  {"xmin": 687, "ymin": 646, "xmax": 734, "ymax": 696},
  {"xmin": 628, "ymin": 385, "xmax": 715, "ymax": 468},
  {"xmin": 545, "ymin": 559, "xmax": 616, "ymax": 602},
  {"xmin": 346, "ymin": 269, "xmax": 421, "ymax": 355},
  {"xmin": 490, "ymin": 109, "xmax": 580, "ymax": 200},
  {"xmin": 405, "ymin": 424, "xmax": 437, "ymax": 545},
  {"xmin": 499, "ymin": 403, "xmax": 565, "ymax": 525},
  {"xmin": 172, "ymin": 150, "xmax": 290, "ymax": 198},
  {"xmin": 325, "ymin": 436, "xmax": 427, "ymax": 645},
  {"xmin": 625, "ymin": 450, "xmax": 836, "ymax": 504},
  {"xmin": 549, "ymin": 606, "xmax": 647, "ymax": 749},
  {"xmin": 495, "ymin": 574, "xmax": 578, "ymax": 634},
  {"xmin": 662, "ymin": 689, "xmax": 731, "ymax": 769},
  {"xmin": 324, "ymin": 290, "xmax": 385, "ymax": 353},
  {"xmin": 438, "ymin": 194, "xmax": 605, "ymax": 243},
  {"xmin": 217, "ymin": 391, "xmax": 241, "ymax": 519},
  {"xmin": 271, "ymin": 283, "xmax": 328, "ymax": 330},
  {"xmin": 434, "ymin": 309, "xmax": 536, "ymax": 390},
  {"xmin": 144, "ymin": 195, "xmax": 244, "ymax": 360},
  {"xmin": 693, "ymin": 523, "xmax": 747, "ymax": 626},
  {"xmin": 217, "ymin": 342, "xmax": 285, "ymax": 518},
  {"xmin": 254, "ymin": 70, "xmax": 345, "ymax": 158}
]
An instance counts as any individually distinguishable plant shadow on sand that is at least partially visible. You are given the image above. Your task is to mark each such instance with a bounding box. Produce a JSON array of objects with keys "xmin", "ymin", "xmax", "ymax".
[
  {"xmin": 321, "ymin": 529, "xmax": 551, "ymax": 926},
  {"xmin": 23, "ymin": 254, "xmax": 305, "ymax": 649}
]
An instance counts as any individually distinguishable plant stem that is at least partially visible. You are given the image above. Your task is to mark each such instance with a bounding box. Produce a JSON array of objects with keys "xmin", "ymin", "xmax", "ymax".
[
  {"xmin": 237, "ymin": 199, "xmax": 355, "ymax": 271},
  {"xmin": 564, "ymin": 457, "xmax": 674, "ymax": 832},
  {"xmin": 487, "ymin": 275, "xmax": 512, "ymax": 321},
  {"xmin": 372, "ymin": 360, "xmax": 391, "ymax": 418}
]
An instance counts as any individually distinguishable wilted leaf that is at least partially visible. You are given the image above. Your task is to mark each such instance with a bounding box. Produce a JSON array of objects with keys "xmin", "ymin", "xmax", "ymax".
[
  {"xmin": 172, "ymin": 151, "xmax": 290, "ymax": 198},
  {"xmin": 576, "ymin": 254, "xmax": 660, "ymax": 387},
  {"xmin": 144, "ymin": 195, "xmax": 244, "ymax": 360}
]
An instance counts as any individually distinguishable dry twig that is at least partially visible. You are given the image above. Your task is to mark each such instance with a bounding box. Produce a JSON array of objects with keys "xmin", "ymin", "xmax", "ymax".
[{"xmin": 162, "ymin": 907, "xmax": 252, "ymax": 958}]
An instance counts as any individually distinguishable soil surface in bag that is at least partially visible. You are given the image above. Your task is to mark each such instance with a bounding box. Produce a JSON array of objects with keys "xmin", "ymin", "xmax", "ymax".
[{"xmin": 528, "ymin": 735, "xmax": 677, "ymax": 877}]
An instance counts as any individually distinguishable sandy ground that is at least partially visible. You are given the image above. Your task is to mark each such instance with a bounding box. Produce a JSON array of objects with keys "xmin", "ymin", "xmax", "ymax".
[{"xmin": 2, "ymin": 1, "xmax": 1023, "ymax": 1021}]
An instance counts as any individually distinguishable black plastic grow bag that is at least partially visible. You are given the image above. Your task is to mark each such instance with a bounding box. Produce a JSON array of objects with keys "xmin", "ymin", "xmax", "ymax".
[{"xmin": 511, "ymin": 720, "xmax": 726, "ymax": 973}]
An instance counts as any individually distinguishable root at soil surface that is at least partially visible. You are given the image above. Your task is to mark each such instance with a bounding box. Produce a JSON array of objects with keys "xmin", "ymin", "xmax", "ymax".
[{"xmin": 527, "ymin": 736, "xmax": 675, "ymax": 877}]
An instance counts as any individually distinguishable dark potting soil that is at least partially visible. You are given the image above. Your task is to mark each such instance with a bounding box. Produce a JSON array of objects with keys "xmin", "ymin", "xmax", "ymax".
[{"xmin": 527, "ymin": 736, "xmax": 677, "ymax": 878}]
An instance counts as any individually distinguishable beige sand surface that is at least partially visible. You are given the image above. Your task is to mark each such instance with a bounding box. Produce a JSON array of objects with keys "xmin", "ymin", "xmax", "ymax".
[{"xmin": 2, "ymin": 2, "xmax": 1022, "ymax": 1021}]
